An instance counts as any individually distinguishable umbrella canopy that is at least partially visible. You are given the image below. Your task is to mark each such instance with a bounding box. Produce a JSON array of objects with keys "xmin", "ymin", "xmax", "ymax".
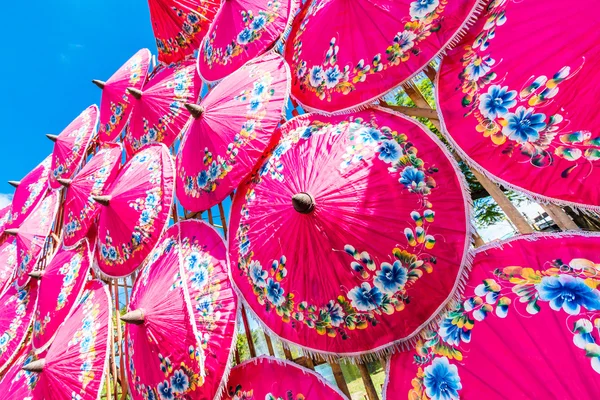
[
  {"xmin": 8, "ymin": 155, "xmax": 51, "ymax": 229},
  {"xmin": 48, "ymin": 105, "xmax": 99, "ymax": 190},
  {"xmin": 177, "ymin": 219, "xmax": 238, "ymax": 399},
  {"xmin": 198, "ymin": 0, "xmax": 296, "ymax": 82},
  {"xmin": 149, "ymin": 0, "xmax": 221, "ymax": 65},
  {"xmin": 0, "ymin": 204, "xmax": 11, "ymax": 237},
  {"xmin": 0, "ymin": 280, "xmax": 38, "ymax": 374},
  {"xmin": 284, "ymin": 0, "xmax": 482, "ymax": 113},
  {"xmin": 97, "ymin": 49, "xmax": 152, "ymax": 143},
  {"xmin": 0, "ymin": 343, "xmax": 42, "ymax": 398},
  {"xmin": 27, "ymin": 280, "xmax": 111, "ymax": 400},
  {"xmin": 224, "ymin": 356, "xmax": 349, "ymax": 400},
  {"xmin": 228, "ymin": 108, "xmax": 470, "ymax": 357},
  {"xmin": 96, "ymin": 143, "xmax": 174, "ymax": 278},
  {"xmin": 125, "ymin": 61, "xmax": 201, "ymax": 155},
  {"xmin": 177, "ymin": 52, "xmax": 290, "ymax": 212},
  {"xmin": 11, "ymin": 190, "xmax": 60, "ymax": 288},
  {"xmin": 437, "ymin": 0, "xmax": 600, "ymax": 210},
  {"xmin": 61, "ymin": 143, "xmax": 123, "ymax": 248},
  {"xmin": 384, "ymin": 233, "xmax": 600, "ymax": 400},
  {"xmin": 0, "ymin": 237, "xmax": 17, "ymax": 296},
  {"xmin": 125, "ymin": 225, "xmax": 205, "ymax": 400},
  {"xmin": 32, "ymin": 240, "xmax": 91, "ymax": 352}
]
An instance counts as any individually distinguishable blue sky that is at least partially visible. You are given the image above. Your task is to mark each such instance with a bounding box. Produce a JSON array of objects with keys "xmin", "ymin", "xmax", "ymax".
[{"xmin": 0, "ymin": 0, "xmax": 156, "ymax": 186}]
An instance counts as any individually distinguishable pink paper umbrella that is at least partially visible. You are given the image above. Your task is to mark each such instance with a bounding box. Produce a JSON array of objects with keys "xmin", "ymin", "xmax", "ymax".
[
  {"xmin": 229, "ymin": 108, "xmax": 471, "ymax": 357},
  {"xmin": 437, "ymin": 0, "xmax": 600, "ymax": 210},
  {"xmin": 124, "ymin": 226, "xmax": 205, "ymax": 400},
  {"xmin": 125, "ymin": 61, "xmax": 201, "ymax": 155},
  {"xmin": 0, "ymin": 204, "xmax": 11, "ymax": 237},
  {"xmin": 284, "ymin": 0, "xmax": 483, "ymax": 113},
  {"xmin": 32, "ymin": 240, "xmax": 91, "ymax": 352},
  {"xmin": 47, "ymin": 105, "xmax": 99, "ymax": 190},
  {"xmin": 21, "ymin": 280, "xmax": 111, "ymax": 400},
  {"xmin": 8, "ymin": 155, "xmax": 51, "ymax": 229},
  {"xmin": 0, "ymin": 237, "xmax": 18, "ymax": 295},
  {"xmin": 95, "ymin": 143, "xmax": 174, "ymax": 278},
  {"xmin": 384, "ymin": 233, "xmax": 600, "ymax": 400},
  {"xmin": 177, "ymin": 52, "xmax": 290, "ymax": 212},
  {"xmin": 177, "ymin": 220, "xmax": 238, "ymax": 399},
  {"xmin": 7, "ymin": 190, "xmax": 60, "ymax": 288},
  {"xmin": 0, "ymin": 343, "xmax": 42, "ymax": 398},
  {"xmin": 0, "ymin": 280, "xmax": 38, "ymax": 374},
  {"xmin": 94, "ymin": 49, "xmax": 152, "ymax": 143},
  {"xmin": 60, "ymin": 143, "xmax": 123, "ymax": 248},
  {"xmin": 149, "ymin": 0, "xmax": 221, "ymax": 65},
  {"xmin": 224, "ymin": 356, "xmax": 349, "ymax": 400},
  {"xmin": 198, "ymin": 0, "xmax": 297, "ymax": 82}
]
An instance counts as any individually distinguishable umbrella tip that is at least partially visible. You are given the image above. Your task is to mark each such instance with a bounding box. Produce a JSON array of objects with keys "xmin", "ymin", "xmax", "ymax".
[
  {"xmin": 28, "ymin": 270, "xmax": 44, "ymax": 280},
  {"xmin": 56, "ymin": 178, "xmax": 72, "ymax": 187},
  {"xmin": 4, "ymin": 228, "xmax": 18, "ymax": 236},
  {"xmin": 121, "ymin": 309, "xmax": 144, "ymax": 325},
  {"xmin": 91, "ymin": 195, "xmax": 111, "ymax": 207},
  {"xmin": 184, "ymin": 103, "xmax": 204, "ymax": 119},
  {"xmin": 46, "ymin": 134, "xmax": 59, "ymax": 142},
  {"xmin": 8, "ymin": 180, "xmax": 20, "ymax": 188},
  {"xmin": 22, "ymin": 358, "xmax": 45, "ymax": 373},
  {"xmin": 91, "ymin": 79, "xmax": 106, "ymax": 89},
  {"xmin": 292, "ymin": 192, "xmax": 315, "ymax": 214},
  {"xmin": 126, "ymin": 87, "xmax": 143, "ymax": 100}
]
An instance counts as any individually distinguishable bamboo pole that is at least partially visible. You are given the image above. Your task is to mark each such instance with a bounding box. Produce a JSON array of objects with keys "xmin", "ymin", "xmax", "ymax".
[
  {"xmin": 264, "ymin": 333, "xmax": 275, "ymax": 356},
  {"xmin": 541, "ymin": 203, "xmax": 580, "ymax": 231},
  {"xmin": 330, "ymin": 361, "xmax": 352, "ymax": 399},
  {"xmin": 218, "ymin": 202, "xmax": 228, "ymax": 238},
  {"xmin": 240, "ymin": 305, "xmax": 257, "ymax": 358},
  {"xmin": 357, "ymin": 362, "xmax": 380, "ymax": 400}
]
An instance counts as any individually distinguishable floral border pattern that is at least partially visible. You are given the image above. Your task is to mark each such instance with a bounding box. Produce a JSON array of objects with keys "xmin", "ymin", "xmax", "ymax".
[
  {"xmin": 51, "ymin": 107, "xmax": 95, "ymax": 182},
  {"xmin": 0, "ymin": 286, "xmax": 33, "ymax": 360}
]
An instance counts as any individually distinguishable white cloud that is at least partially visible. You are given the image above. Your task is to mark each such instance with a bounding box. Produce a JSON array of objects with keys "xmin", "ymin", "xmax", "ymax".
[{"xmin": 0, "ymin": 193, "xmax": 13, "ymax": 209}]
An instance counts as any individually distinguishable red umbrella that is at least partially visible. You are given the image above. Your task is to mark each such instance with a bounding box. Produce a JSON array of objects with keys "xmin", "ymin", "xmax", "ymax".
[
  {"xmin": 125, "ymin": 61, "xmax": 201, "ymax": 155},
  {"xmin": 94, "ymin": 49, "xmax": 152, "ymax": 143},
  {"xmin": 7, "ymin": 155, "xmax": 51, "ymax": 229},
  {"xmin": 149, "ymin": 0, "xmax": 221, "ymax": 64}
]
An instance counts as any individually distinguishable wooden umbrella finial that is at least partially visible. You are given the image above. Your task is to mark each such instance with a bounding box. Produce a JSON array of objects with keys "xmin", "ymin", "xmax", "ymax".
[
  {"xmin": 28, "ymin": 271, "xmax": 44, "ymax": 280},
  {"xmin": 292, "ymin": 192, "xmax": 315, "ymax": 214},
  {"xmin": 121, "ymin": 309, "xmax": 145, "ymax": 325},
  {"xmin": 8, "ymin": 180, "xmax": 20, "ymax": 188},
  {"xmin": 4, "ymin": 228, "xmax": 18, "ymax": 236},
  {"xmin": 57, "ymin": 178, "xmax": 72, "ymax": 187},
  {"xmin": 92, "ymin": 79, "xmax": 106, "ymax": 89},
  {"xmin": 91, "ymin": 195, "xmax": 111, "ymax": 206},
  {"xmin": 126, "ymin": 87, "xmax": 143, "ymax": 100},
  {"xmin": 22, "ymin": 358, "xmax": 45, "ymax": 373},
  {"xmin": 46, "ymin": 134, "xmax": 59, "ymax": 142},
  {"xmin": 184, "ymin": 103, "xmax": 204, "ymax": 119}
]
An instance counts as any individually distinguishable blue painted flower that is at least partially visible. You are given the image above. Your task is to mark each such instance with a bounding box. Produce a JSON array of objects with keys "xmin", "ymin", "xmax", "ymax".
[
  {"xmin": 423, "ymin": 357, "xmax": 462, "ymax": 400},
  {"xmin": 273, "ymin": 141, "xmax": 291, "ymax": 158},
  {"xmin": 502, "ymin": 106, "xmax": 546, "ymax": 143},
  {"xmin": 324, "ymin": 300, "xmax": 345, "ymax": 327},
  {"xmin": 157, "ymin": 380, "xmax": 174, "ymax": 400},
  {"xmin": 64, "ymin": 272, "xmax": 75, "ymax": 285},
  {"xmin": 399, "ymin": 166, "xmax": 425, "ymax": 188},
  {"xmin": 374, "ymin": 261, "xmax": 408, "ymax": 294},
  {"xmin": 266, "ymin": 278, "xmax": 285, "ymax": 306},
  {"xmin": 253, "ymin": 81, "xmax": 266, "ymax": 97},
  {"xmin": 439, "ymin": 318, "xmax": 471, "ymax": 346},
  {"xmin": 308, "ymin": 66, "xmax": 324, "ymax": 87},
  {"xmin": 146, "ymin": 192, "xmax": 158, "ymax": 207},
  {"xmin": 536, "ymin": 275, "xmax": 600, "ymax": 315},
  {"xmin": 208, "ymin": 161, "xmax": 220, "ymax": 180},
  {"xmin": 357, "ymin": 127, "xmax": 381, "ymax": 146},
  {"xmin": 348, "ymin": 282, "xmax": 383, "ymax": 311},
  {"xmin": 410, "ymin": 0, "xmax": 440, "ymax": 19},
  {"xmin": 237, "ymin": 28, "xmax": 253, "ymax": 45},
  {"xmin": 323, "ymin": 65, "xmax": 342, "ymax": 89},
  {"xmin": 464, "ymin": 55, "xmax": 494, "ymax": 82},
  {"xmin": 170, "ymin": 369, "xmax": 190, "ymax": 393},
  {"xmin": 196, "ymin": 170, "xmax": 208, "ymax": 188},
  {"xmin": 190, "ymin": 267, "xmax": 208, "ymax": 290},
  {"xmin": 187, "ymin": 13, "xmax": 199, "ymax": 24},
  {"xmin": 249, "ymin": 261, "xmax": 268, "ymax": 288},
  {"xmin": 377, "ymin": 139, "xmax": 402, "ymax": 163},
  {"xmin": 248, "ymin": 97, "xmax": 262, "ymax": 113},
  {"xmin": 196, "ymin": 297, "xmax": 214, "ymax": 316},
  {"xmin": 251, "ymin": 14, "xmax": 267, "ymax": 30},
  {"xmin": 395, "ymin": 30, "xmax": 417, "ymax": 51},
  {"xmin": 478, "ymin": 85, "xmax": 517, "ymax": 119}
]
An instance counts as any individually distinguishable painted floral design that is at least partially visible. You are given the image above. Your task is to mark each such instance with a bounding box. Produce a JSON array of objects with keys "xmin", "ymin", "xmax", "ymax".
[
  {"xmin": 56, "ymin": 252, "xmax": 84, "ymax": 310},
  {"xmin": 203, "ymin": 1, "xmax": 283, "ymax": 69},
  {"xmin": 0, "ymin": 286, "xmax": 33, "ymax": 358},
  {"xmin": 180, "ymin": 66, "xmax": 277, "ymax": 196},
  {"xmin": 51, "ymin": 108, "xmax": 95, "ymax": 181},
  {"xmin": 11, "ymin": 157, "xmax": 51, "ymax": 225},
  {"xmin": 235, "ymin": 117, "xmax": 440, "ymax": 338},
  {"xmin": 290, "ymin": 0, "xmax": 447, "ymax": 102},
  {"xmin": 11, "ymin": 351, "xmax": 41, "ymax": 391},
  {"xmin": 227, "ymin": 384, "xmax": 306, "ymax": 400},
  {"xmin": 33, "ymin": 311, "xmax": 50, "ymax": 337},
  {"xmin": 408, "ymin": 255, "xmax": 600, "ymax": 399},
  {"xmin": 458, "ymin": 0, "xmax": 600, "ymax": 175}
]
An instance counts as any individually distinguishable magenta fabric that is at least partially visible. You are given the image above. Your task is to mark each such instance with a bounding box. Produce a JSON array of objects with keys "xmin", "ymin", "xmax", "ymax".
[
  {"xmin": 8, "ymin": 155, "xmax": 51, "ymax": 229},
  {"xmin": 13, "ymin": 191, "xmax": 60, "ymax": 288},
  {"xmin": 437, "ymin": 0, "xmax": 600, "ymax": 209},
  {"xmin": 0, "ymin": 204, "xmax": 12, "ymax": 237},
  {"xmin": 32, "ymin": 240, "xmax": 91, "ymax": 352},
  {"xmin": 0, "ymin": 280, "xmax": 38, "ymax": 374},
  {"xmin": 228, "ymin": 108, "xmax": 470, "ymax": 356},
  {"xmin": 177, "ymin": 52, "xmax": 290, "ymax": 212},
  {"xmin": 125, "ymin": 60, "xmax": 201, "ymax": 156},
  {"xmin": 99, "ymin": 49, "xmax": 152, "ymax": 143},
  {"xmin": 62, "ymin": 143, "xmax": 123, "ymax": 248},
  {"xmin": 96, "ymin": 143, "xmax": 174, "ymax": 278},
  {"xmin": 35, "ymin": 280, "xmax": 111, "ymax": 400},
  {"xmin": 0, "ymin": 237, "xmax": 17, "ymax": 295},
  {"xmin": 0, "ymin": 343, "xmax": 43, "ymax": 398},
  {"xmin": 49, "ymin": 105, "xmax": 99, "ymax": 190},
  {"xmin": 198, "ymin": 0, "xmax": 296, "ymax": 82},
  {"xmin": 125, "ymin": 227, "xmax": 204, "ymax": 400},
  {"xmin": 284, "ymin": 0, "xmax": 481, "ymax": 113},
  {"xmin": 225, "ymin": 356, "xmax": 348, "ymax": 399},
  {"xmin": 149, "ymin": 0, "xmax": 220, "ymax": 65},
  {"xmin": 177, "ymin": 220, "xmax": 238, "ymax": 399},
  {"xmin": 384, "ymin": 233, "xmax": 600, "ymax": 400}
]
